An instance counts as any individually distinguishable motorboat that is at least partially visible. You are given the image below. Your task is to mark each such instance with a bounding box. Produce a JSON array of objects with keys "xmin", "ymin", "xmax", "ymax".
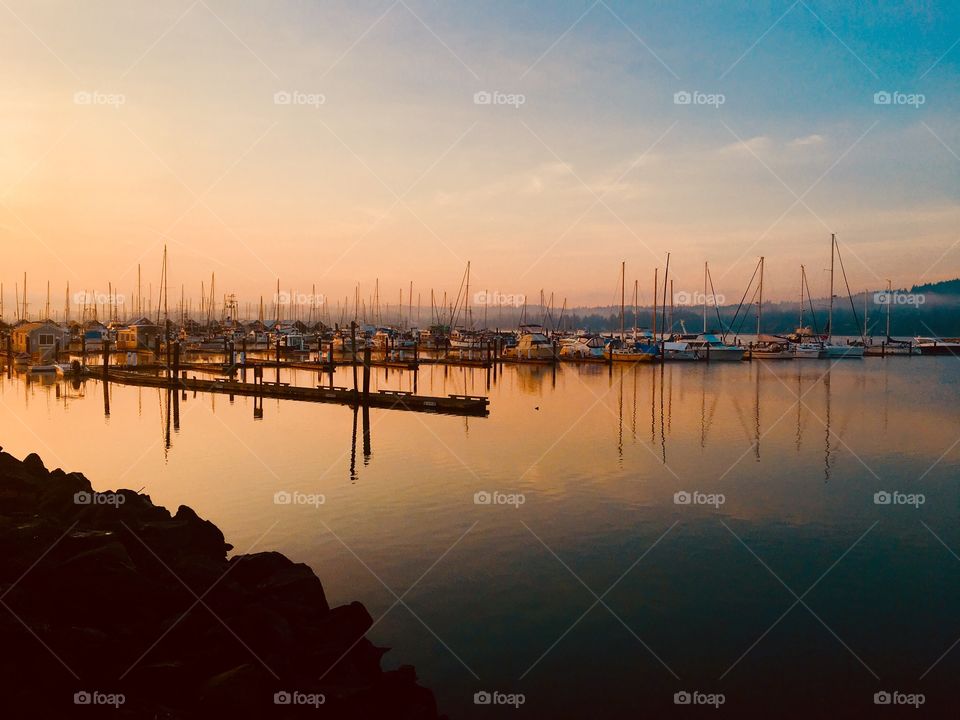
[
  {"xmin": 674, "ymin": 333, "xmax": 745, "ymax": 361},
  {"xmin": 503, "ymin": 330, "xmax": 555, "ymax": 361}
]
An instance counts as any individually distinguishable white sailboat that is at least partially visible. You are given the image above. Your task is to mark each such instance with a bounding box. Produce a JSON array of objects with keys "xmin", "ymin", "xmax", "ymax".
[
  {"xmin": 751, "ymin": 257, "xmax": 794, "ymax": 359},
  {"xmin": 821, "ymin": 234, "xmax": 864, "ymax": 359}
]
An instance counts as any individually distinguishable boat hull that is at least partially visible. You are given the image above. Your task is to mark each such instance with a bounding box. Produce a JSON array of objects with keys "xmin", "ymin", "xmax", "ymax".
[{"xmin": 821, "ymin": 344, "xmax": 864, "ymax": 359}]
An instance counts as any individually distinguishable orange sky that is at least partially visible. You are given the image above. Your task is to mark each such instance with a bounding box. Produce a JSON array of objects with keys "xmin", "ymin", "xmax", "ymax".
[{"xmin": 1, "ymin": 1, "xmax": 957, "ymax": 315}]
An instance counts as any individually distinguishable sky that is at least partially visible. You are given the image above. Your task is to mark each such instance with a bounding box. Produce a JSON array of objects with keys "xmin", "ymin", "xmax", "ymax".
[{"xmin": 0, "ymin": 0, "xmax": 958, "ymax": 319}]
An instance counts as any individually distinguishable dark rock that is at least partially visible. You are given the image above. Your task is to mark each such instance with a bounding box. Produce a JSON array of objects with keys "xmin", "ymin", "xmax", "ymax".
[{"xmin": 0, "ymin": 449, "xmax": 444, "ymax": 719}]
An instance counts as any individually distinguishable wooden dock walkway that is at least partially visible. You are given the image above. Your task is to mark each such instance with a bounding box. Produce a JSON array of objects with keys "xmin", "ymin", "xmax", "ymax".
[{"xmin": 105, "ymin": 370, "xmax": 489, "ymax": 416}]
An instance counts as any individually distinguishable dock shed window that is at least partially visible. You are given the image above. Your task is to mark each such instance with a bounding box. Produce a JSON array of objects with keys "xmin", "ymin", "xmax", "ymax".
[{"xmin": 38, "ymin": 334, "xmax": 54, "ymax": 346}]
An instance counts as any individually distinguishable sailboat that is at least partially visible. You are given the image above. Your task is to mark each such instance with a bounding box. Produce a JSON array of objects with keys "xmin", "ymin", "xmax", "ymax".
[
  {"xmin": 606, "ymin": 261, "xmax": 660, "ymax": 363},
  {"xmin": 751, "ymin": 257, "xmax": 795, "ymax": 359},
  {"xmin": 863, "ymin": 280, "xmax": 920, "ymax": 355},
  {"xmin": 820, "ymin": 234, "xmax": 864, "ymax": 358},
  {"xmin": 788, "ymin": 265, "xmax": 825, "ymax": 358},
  {"xmin": 666, "ymin": 261, "xmax": 744, "ymax": 361}
]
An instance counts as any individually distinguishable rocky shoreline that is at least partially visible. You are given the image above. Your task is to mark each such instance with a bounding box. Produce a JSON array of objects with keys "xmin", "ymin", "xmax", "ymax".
[{"xmin": 0, "ymin": 448, "xmax": 443, "ymax": 718}]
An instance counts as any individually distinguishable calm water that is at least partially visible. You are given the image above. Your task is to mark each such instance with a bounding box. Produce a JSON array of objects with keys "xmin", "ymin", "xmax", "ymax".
[{"xmin": 3, "ymin": 357, "xmax": 959, "ymax": 716}]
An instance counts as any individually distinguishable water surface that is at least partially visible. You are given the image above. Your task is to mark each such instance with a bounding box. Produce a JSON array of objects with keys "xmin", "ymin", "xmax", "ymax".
[{"xmin": 2, "ymin": 357, "xmax": 959, "ymax": 716}]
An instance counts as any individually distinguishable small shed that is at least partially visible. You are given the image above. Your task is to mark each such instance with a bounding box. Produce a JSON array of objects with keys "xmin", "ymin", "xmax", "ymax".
[{"xmin": 11, "ymin": 321, "xmax": 71, "ymax": 359}]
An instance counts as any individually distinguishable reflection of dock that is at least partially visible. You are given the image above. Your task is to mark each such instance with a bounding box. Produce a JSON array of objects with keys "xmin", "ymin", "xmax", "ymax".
[{"xmin": 105, "ymin": 370, "xmax": 489, "ymax": 416}]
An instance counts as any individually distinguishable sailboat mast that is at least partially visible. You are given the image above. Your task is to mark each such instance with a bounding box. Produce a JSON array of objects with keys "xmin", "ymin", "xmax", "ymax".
[
  {"xmin": 620, "ymin": 261, "xmax": 625, "ymax": 342},
  {"xmin": 703, "ymin": 262, "xmax": 708, "ymax": 334},
  {"xmin": 799, "ymin": 266, "xmax": 805, "ymax": 330},
  {"xmin": 828, "ymin": 233, "xmax": 835, "ymax": 340},
  {"xmin": 757, "ymin": 256, "xmax": 764, "ymax": 336},
  {"xmin": 652, "ymin": 268, "xmax": 658, "ymax": 339},
  {"xmin": 886, "ymin": 279, "xmax": 892, "ymax": 338}
]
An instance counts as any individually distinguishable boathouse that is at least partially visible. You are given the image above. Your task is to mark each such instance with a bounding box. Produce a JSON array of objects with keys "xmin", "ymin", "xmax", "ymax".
[{"xmin": 11, "ymin": 321, "xmax": 70, "ymax": 359}]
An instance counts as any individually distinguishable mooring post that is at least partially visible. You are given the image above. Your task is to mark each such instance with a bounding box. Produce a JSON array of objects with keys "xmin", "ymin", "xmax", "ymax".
[
  {"xmin": 173, "ymin": 341, "xmax": 180, "ymax": 386},
  {"xmin": 102, "ymin": 338, "xmax": 110, "ymax": 380},
  {"xmin": 275, "ymin": 336, "xmax": 281, "ymax": 385},
  {"xmin": 748, "ymin": 341, "xmax": 753, "ymax": 361},
  {"xmin": 154, "ymin": 335, "xmax": 161, "ymax": 361},
  {"xmin": 362, "ymin": 345, "xmax": 371, "ymax": 401},
  {"xmin": 81, "ymin": 334, "xmax": 86, "ymax": 366},
  {"xmin": 351, "ymin": 322, "xmax": 359, "ymax": 400}
]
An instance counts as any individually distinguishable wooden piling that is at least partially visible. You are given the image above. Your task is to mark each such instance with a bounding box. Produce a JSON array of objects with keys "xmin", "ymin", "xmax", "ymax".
[
  {"xmin": 102, "ymin": 338, "xmax": 110, "ymax": 380},
  {"xmin": 362, "ymin": 346, "xmax": 371, "ymax": 402}
]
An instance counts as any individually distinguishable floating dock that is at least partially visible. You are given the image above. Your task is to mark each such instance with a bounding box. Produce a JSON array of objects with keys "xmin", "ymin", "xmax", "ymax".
[{"xmin": 104, "ymin": 370, "xmax": 489, "ymax": 417}]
